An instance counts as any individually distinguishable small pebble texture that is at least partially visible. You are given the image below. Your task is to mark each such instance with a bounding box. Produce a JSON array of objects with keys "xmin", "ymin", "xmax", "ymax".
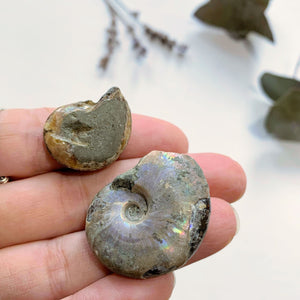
[
  {"xmin": 44, "ymin": 87, "xmax": 131, "ymax": 170},
  {"xmin": 86, "ymin": 151, "xmax": 210, "ymax": 279}
]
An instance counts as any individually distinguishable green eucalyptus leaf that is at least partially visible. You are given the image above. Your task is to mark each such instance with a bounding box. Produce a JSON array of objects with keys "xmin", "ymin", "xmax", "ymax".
[
  {"xmin": 254, "ymin": 0, "xmax": 270, "ymax": 10},
  {"xmin": 194, "ymin": 0, "xmax": 273, "ymax": 41},
  {"xmin": 261, "ymin": 72, "xmax": 300, "ymax": 101},
  {"xmin": 265, "ymin": 88, "xmax": 300, "ymax": 141}
]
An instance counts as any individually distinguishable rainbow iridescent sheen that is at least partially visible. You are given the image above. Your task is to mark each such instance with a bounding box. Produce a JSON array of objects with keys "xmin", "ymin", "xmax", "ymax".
[{"xmin": 86, "ymin": 151, "xmax": 210, "ymax": 279}]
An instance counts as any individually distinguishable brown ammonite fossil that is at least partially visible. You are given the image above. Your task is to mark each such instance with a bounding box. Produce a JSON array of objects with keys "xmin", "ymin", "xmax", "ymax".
[
  {"xmin": 86, "ymin": 151, "xmax": 210, "ymax": 279},
  {"xmin": 44, "ymin": 87, "xmax": 131, "ymax": 171}
]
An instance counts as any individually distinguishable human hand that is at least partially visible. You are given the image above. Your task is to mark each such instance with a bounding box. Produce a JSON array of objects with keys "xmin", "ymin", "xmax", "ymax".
[{"xmin": 0, "ymin": 108, "xmax": 246, "ymax": 299}]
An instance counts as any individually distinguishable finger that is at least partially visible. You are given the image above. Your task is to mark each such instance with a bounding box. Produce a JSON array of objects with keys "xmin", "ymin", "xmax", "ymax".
[
  {"xmin": 192, "ymin": 153, "xmax": 247, "ymax": 203},
  {"xmin": 0, "ymin": 198, "xmax": 235, "ymax": 300},
  {"xmin": 0, "ymin": 109, "xmax": 188, "ymax": 178},
  {"xmin": 0, "ymin": 154, "xmax": 245, "ymax": 248},
  {"xmin": 0, "ymin": 232, "xmax": 108, "ymax": 300},
  {"xmin": 63, "ymin": 273, "xmax": 175, "ymax": 300},
  {"xmin": 0, "ymin": 159, "xmax": 135, "ymax": 248},
  {"xmin": 187, "ymin": 198, "xmax": 238, "ymax": 264}
]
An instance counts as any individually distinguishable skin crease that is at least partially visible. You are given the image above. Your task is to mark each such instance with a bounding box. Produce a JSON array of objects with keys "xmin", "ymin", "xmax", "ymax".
[{"xmin": 0, "ymin": 108, "xmax": 246, "ymax": 300}]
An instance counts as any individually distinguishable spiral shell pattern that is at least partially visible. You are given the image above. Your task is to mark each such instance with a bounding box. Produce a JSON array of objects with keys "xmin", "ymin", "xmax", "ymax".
[{"xmin": 86, "ymin": 151, "xmax": 210, "ymax": 279}]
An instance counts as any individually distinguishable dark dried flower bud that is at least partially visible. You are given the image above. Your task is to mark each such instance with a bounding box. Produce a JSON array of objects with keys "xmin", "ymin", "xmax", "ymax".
[
  {"xmin": 100, "ymin": 0, "xmax": 187, "ymax": 71},
  {"xmin": 100, "ymin": 56, "xmax": 109, "ymax": 70},
  {"xmin": 138, "ymin": 47, "xmax": 147, "ymax": 57},
  {"xmin": 176, "ymin": 44, "xmax": 188, "ymax": 56}
]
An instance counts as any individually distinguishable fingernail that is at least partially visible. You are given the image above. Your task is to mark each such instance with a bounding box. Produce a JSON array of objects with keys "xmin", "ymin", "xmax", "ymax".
[{"xmin": 232, "ymin": 206, "xmax": 240, "ymax": 236}]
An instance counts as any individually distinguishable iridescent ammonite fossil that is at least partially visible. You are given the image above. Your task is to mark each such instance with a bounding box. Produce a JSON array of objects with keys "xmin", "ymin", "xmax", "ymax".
[{"xmin": 86, "ymin": 151, "xmax": 210, "ymax": 279}]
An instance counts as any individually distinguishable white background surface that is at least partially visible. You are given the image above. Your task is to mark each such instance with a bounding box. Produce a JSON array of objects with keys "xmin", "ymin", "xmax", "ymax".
[{"xmin": 1, "ymin": 0, "xmax": 300, "ymax": 299}]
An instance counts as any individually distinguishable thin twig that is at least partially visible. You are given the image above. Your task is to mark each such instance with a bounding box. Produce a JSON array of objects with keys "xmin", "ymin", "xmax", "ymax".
[
  {"xmin": 103, "ymin": 0, "xmax": 147, "ymax": 58},
  {"xmin": 99, "ymin": 0, "xmax": 187, "ymax": 70},
  {"xmin": 143, "ymin": 25, "xmax": 188, "ymax": 56},
  {"xmin": 114, "ymin": 0, "xmax": 188, "ymax": 56},
  {"xmin": 99, "ymin": 6, "xmax": 119, "ymax": 70}
]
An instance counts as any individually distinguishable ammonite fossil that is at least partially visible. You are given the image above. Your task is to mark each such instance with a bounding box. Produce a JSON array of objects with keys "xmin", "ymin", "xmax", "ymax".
[
  {"xmin": 44, "ymin": 87, "xmax": 131, "ymax": 171},
  {"xmin": 86, "ymin": 151, "xmax": 210, "ymax": 279}
]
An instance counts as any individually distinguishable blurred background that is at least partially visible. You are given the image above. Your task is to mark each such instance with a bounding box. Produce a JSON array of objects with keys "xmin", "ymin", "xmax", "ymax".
[{"xmin": 1, "ymin": 0, "xmax": 299, "ymax": 299}]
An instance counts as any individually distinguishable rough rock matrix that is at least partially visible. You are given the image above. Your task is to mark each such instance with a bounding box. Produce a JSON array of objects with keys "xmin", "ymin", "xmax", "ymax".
[{"xmin": 44, "ymin": 87, "xmax": 131, "ymax": 170}]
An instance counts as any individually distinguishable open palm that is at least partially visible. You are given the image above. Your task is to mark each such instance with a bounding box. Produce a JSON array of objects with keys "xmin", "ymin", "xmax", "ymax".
[{"xmin": 0, "ymin": 108, "xmax": 246, "ymax": 299}]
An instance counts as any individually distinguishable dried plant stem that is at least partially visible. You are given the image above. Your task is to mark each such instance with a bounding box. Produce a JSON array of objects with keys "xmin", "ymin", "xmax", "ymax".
[
  {"xmin": 103, "ymin": 0, "xmax": 133, "ymax": 31},
  {"xmin": 143, "ymin": 25, "xmax": 188, "ymax": 56},
  {"xmin": 99, "ymin": 6, "xmax": 119, "ymax": 70},
  {"xmin": 114, "ymin": 0, "xmax": 188, "ymax": 55},
  {"xmin": 99, "ymin": 0, "xmax": 187, "ymax": 69},
  {"xmin": 103, "ymin": 0, "xmax": 147, "ymax": 58}
]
